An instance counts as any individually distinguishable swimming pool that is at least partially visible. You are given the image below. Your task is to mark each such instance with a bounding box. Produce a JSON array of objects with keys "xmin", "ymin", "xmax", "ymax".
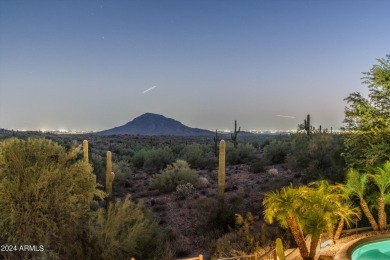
[{"xmin": 351, "ymin": 239, "xmax": 390, "ymax": 260}]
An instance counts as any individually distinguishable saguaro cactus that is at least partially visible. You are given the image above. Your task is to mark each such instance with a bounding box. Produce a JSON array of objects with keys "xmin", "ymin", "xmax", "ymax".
[
  {"xmin": 276, "ymin": 238, "xmax": 286, "ymax": 260},
  {"xmin": 83, "ymin": 140, "xmax": 88, "ymax": 163},
  {"xmin": 213, "ymin": 129, "xmax": 219, "ymax": 157},
  {"xmin": 218, "ymin": 140, "xmax": 226, "ymax": 210},
  {"xmin": 106, "ymin": 151, "xmax": 115, "ymax": 201},
  {"xmin": 303, "ymin": 114, "xmax": 314, "ymax": 136},
  {"xmin": 231, "ymin": 120, "xmax": 241, "ymax": 148}
]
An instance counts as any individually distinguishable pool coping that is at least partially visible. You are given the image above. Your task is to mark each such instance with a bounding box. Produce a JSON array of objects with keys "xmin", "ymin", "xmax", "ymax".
[{"xmin": 335, "ymin": 234, "xmax": 390, "ymax": 260}]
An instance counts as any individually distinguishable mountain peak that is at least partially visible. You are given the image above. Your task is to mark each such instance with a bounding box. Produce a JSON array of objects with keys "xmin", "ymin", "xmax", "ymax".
[{"xmin": 97, "ymin": 113, "xmax": 213, "ymax": 136}]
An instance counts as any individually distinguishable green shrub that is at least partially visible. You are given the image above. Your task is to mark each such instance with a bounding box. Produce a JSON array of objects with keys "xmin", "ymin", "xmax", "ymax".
[
  {"xmin": 0, "ymin": 138, "xmax": 104, "ymax": 259},
  {"xmin": 192, "ymin": 197, "xmax": 236, "ymax": 233},
  {"xmin": 112, "ymin": 160, "xmax": 133, "ymax": 191},
  {"xmin": 87, "ymin": 195, "xmax": 165, "ymax": 260},
  {"xmin": 180, "ymin": 143, "xmax": 203, "ymax": 167},
  {"xmin": 286, "ymin": 134, "xmax": 345, "ymax": 181},
  {"xmin": 180, "ymin": 143, "xmax": 217, "ymax": 169},
  {"xmin": 150, "ymin": 160, "xmax": 198, "ymax": 192},
  {"xmin": 132, "ymin": 148, "xmax": 146, "ymax": 168},
  {"xmin": 226, "ymin": 143, "xmax": 256, "ymax": 165},
  {"xmin": 212, "ymin": 212, "xmax": 264, "ymax": 258},
  {"xmin": 90, "ymin": 152, "xmax": 106, "ymax": 183},
  {"xmin": 263, "ymin": 139, "xmax": 290, "ymax": 164},
  {"xmin": 250, "ymin": 158, "xmax": 267, "ymax": 173},
  {"xmin": 132, "ymin": 147, "xmax": 175, "ymax": 170},
  {"xmin": 144, "ymin": 147, "xmax": 175, "ymax": 170}
]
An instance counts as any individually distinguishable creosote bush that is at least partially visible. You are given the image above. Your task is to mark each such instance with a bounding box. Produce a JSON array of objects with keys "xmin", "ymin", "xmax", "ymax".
[
  {"xmin": 179, "ymin": 143, "xmax": 217, "ymax": 169},
  {"xmin": 150, "ymin": 159, "xmax": 198, "ymax": 192},
  {"xmin": 212, "ymin": 212, "xmax": 264, "ymax": 258},
  {"xmin": 132, "ymin": 147, "xmax": 174, "ymax": 170},
  {"xmin": 87, "ymin": 195, "xmax": 165, "ymax": 260},
  {"xmin": 0, "ymin": 138, "xmax": 104, "ymax": 259},
  {"xmin": 226, "ymin": 143, "xmax": 256, "ymax": 165},
  {"xmin": 176, "ymin": 182, "xmax": 196, "ymax": 200},
  {"xmin": 112, "ymin": 160, "xmax": 133, "ymax": 191},
  {"xmin": 263, "ymin": 139, "xmax": 290, "ymax": 164}
]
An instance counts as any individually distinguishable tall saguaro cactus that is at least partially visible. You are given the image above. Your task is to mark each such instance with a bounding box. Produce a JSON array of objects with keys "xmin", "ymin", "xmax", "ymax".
[
  {"xmin": 213, "ymin": 129, "xmax": 220, "ymax": 157},
  {"xmin": 218, "ymin": 140, "xmax": 226, "ymax": 210},
  {"xmin": 106, "ymin": 151, "xmax": 115, "ymax": 202},
  {"xmin": 231, "ymin": 120, "xmax": 241, "ymax": 148},
  {"xmin": 83, "ymin": 140, "xmax": 89, "ymax": 163},
  {"xmin": 304, "ymin": 114, "xmax": 312, "ymax": 136}
]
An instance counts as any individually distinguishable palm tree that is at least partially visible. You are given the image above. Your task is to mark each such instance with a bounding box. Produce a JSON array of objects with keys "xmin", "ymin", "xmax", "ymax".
[
  {"xmin": 333, "ymin": 201, "xmax": 361, "ymax": 240},
  {"xmin": 264, "ymin": 182, "xmax": 359, "ymax": 260},
  {"xmin": 297, "ymin": 186, "xmax": 328, "ymax": 260},
  {"xmin": 369, "ymin": 161, "xmax": 390, "ymax": 230},
  {"xmin": 346, "ymin": 169, "xmax": 379, "ymax": 231},
  {"xmin": 301, "ymin": 182, "xmax": 356, "ymax": 258},
  {"xmin": 309, "ymin": 181, "xmax": 361, "ymax": 242},
  {"xmin": 263, "ymin": 185, "xmax": 309, "ymax": 259}
]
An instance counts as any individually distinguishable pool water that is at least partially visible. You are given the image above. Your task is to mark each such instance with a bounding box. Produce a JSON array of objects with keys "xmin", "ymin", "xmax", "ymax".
[{"xmin": 352, "ymin": 239, "xmax": 390, "ymax": 260}]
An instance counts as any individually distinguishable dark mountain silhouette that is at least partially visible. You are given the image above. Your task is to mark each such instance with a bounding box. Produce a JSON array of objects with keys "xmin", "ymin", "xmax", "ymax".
[{"xmin": 96, "ymin": 113, "xmax": 214, "ymax": 136}]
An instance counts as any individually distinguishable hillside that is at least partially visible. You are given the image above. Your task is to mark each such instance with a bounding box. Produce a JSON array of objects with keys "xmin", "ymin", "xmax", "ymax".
[{"xmin": 96, "ymin": 113, "xmax": 214, "ymax": 136}]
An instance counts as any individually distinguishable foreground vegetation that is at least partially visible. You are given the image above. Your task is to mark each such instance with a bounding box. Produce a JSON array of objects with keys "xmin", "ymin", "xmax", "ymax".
[{"xmin": 0, "ymin": 55, "xmax": 389, "ymax": 259}]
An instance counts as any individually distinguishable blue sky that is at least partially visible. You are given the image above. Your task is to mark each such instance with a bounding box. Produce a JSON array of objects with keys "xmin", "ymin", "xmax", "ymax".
[{"xmin": 0, "ymin": 0, "xmax": 389, "ymax": 131}]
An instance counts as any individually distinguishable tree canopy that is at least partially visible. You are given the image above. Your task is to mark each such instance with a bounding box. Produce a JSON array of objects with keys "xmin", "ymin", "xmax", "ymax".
[{"xmin": 343, "ymin": 55, "xmax": 390, "ymax": 170}]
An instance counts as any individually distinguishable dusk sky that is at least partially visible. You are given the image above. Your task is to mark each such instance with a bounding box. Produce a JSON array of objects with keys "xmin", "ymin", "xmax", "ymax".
[{"xmin": 1, "ymin": 1, "xmax": 389, "ymax": 132}]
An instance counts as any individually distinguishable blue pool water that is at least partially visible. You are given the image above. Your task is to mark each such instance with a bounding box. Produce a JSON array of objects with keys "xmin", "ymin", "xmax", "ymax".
[{"xmin": 352, "ymin": 239, "xmax": 390, "ymax": 260}]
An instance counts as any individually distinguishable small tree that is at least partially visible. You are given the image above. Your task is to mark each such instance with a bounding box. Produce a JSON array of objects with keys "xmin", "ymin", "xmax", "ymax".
[{"xmin": 343, "ymin": 55, "xmax": 390, "ymax": 170}]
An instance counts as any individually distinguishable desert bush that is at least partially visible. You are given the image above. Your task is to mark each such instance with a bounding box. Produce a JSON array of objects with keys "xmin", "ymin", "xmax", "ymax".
[
  {"xmin": 179, "ymin": 143, "xmax": 216, "ymax": 169},
  {"xmin": 164, "ymin": 229, "xmax": 191, "ymax": 257},
  {"xmin": 132, "ymin": 148, "xmax": 147, "ymax": 168},
  {"xmin": 263, "ymin": 139, "xmax": 291, "ymax": 164},
  {"xmin": 226, "ymin": 143, "xmax": 256, "ymax": 165},
  {"xmin": 150, "ymin": 160, "xmax": 198, "ymax": 192},
  {"xmin": 250, "ymin": 158, "xmax": 267, "ymax": 173},
  {"xmin": 90, "ymin": 152, "xmax": 106, "ymax": 183},
  {"xmin": 212, "ymin": 212, "xmax": 264, "ymax": 258},
  {"xmin": 192, "ymin": 197, "xmax": 236, "ymax": 233},
  {"xmin": 132, "ymin": 147, "xmax": 175, "ymax": 170},
  {"xmin": 87, "ymin": 195, "xmax": 165, "ymax": 260},
  {"xmin": 179, "ymin": 143, "xmax": 204, "ymax": 167},
  {"xmin": 0, "ymin": 138, "xmax": 104, "ymax": 259},
  {"xmin": 286, "ymin": 134, "xmax": 345, "ymax": 181},
  {"xmin": 143, "ymin": 146, "xmax": 175, "ymax": 170},
  {"xmin": 112, "ymin": 160, "xmax": 133, "ymax": 191},
  {"xmin": 176, "ymin": 183, "xmax": 196, "ymax": 200}
]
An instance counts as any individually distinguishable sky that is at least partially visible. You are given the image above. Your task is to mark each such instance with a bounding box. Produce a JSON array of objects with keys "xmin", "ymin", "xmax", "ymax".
[{"xmin": 0, "ymin": 0, "xmax": 389, "ymax": 132}]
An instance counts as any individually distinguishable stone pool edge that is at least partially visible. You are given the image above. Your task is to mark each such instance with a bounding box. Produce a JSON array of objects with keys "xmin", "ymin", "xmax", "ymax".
[{"xmin": 335, "ymin": 234, "xmax": 390, "ymax": 260}]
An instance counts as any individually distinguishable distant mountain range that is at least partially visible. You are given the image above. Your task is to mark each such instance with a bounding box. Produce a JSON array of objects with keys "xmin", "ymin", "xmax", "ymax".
[{"xmin": 96, "ymin": 113, "xmax": 215, "ymax": 136}]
